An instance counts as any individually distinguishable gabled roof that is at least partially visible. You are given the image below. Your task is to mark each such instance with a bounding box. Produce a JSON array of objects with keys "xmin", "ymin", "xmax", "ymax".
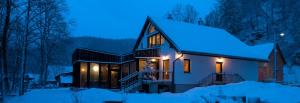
[{"xmin": 134, "ymin": 16, "xmax": 276, "ymax": 61}]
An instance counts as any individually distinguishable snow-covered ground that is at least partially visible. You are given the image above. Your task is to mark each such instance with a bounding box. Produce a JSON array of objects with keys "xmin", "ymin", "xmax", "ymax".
[
  {"xmin": 6, "ymin": 81, "xmax": 300, "ymax": 103},
  {"xmin": 284, "ymin": 66, "xmax": 300, "ymax": 85}
]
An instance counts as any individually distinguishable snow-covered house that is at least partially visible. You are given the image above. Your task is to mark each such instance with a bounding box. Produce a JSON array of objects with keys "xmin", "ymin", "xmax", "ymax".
[
  {"xmin": 72, "ymin": 16, "xmax": 285, "ymax": 92},
  {"xmin": 48, "ymin": 65, "xmax": 73, "ymax": 88},
  {"xmin": 55, "ymin": 72, "xmax": 73, "ymax": 87}
]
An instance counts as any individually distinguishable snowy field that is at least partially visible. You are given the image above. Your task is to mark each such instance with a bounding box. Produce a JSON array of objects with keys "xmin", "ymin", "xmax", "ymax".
[
  {"xmin": 284, "ymin": 66, "xmax": 300, "ymax": 85},
  {"xmin": 6, "ymin": 81, "xmax": 300, "ymax": 103}
]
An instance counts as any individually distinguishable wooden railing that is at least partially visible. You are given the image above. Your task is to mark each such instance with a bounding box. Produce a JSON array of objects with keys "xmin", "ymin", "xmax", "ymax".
[
  {"xmin": 119, "ymin": 71, "xmax": 142, "ymax": 92},
  {"xmin": 135, "ymin": 48, "xmax": 160, "ymax": 57},
  {"xmin": 119, "ymin": 71, "xmax": 172, "ymax": 92},
  {"xmin": 199, "ymin": 73, "xmax": 245, "ymax": 86}
]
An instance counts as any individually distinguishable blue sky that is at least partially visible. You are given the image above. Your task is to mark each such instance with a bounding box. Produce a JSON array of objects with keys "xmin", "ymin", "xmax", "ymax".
[{"xmin": 66, "ymin": 0, "xmax": 216, "ymax": 39}]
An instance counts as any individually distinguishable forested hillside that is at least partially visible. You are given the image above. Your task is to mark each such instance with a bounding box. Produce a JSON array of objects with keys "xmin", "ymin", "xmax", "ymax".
[{"xmin": 205, "ymin": 0, "xmax": 300, "ymax": 65}]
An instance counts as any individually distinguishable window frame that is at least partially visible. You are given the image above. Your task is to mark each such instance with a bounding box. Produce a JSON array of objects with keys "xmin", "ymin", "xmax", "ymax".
[
  {"xmin": 215, "ymin": 62, "xmax": 223, "ymax": 74},
  {"xmin": 184, "ymin": 59, "xmax": 191, "ymax": 73},
  {"xmin": 148, "ymin": 24, "xmax": 156, "ymax": 33},
  {"xmin": 163, "ymin": 59, "xmax": 170, "ymax": 80},
  {"xmin": 147, "ymin": 33, "xmax": 163, "ymax": 48}
]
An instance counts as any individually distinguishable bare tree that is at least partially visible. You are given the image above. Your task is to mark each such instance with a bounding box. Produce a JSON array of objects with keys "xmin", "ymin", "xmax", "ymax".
[
  {"xmin": 0, "ymin": 0, "xmax": 70, "ymax": 96},
  {"xmin": 167, "ymin": 4, "xmax": 199, "ymax": 24},
  {"xmin": 1, "ymin": 0, "xmax": 12, "ymax": 99}
]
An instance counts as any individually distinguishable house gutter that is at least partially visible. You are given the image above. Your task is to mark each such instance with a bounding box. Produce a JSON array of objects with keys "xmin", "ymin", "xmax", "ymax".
[{"xmin": 172, "ymin": 53, "xmax": 183, "ymax": 93}]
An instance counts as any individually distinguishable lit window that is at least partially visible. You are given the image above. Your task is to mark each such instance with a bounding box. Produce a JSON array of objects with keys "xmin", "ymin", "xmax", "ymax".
[
  {"xmin": 90, "ymin": 63, "xmax": 99, "ymax": 87},
  {"xmin": 139, "ymin": 59, "xmax": 146, "ymax": 71},
  {"xmin": 184, "ymin": 59, "xmax": 190, "ymax": 73},
  {"xmin": 100, "ymin": 64, "xmax": 108, "ymax": 88},
  {"xmin": 80, "ymin": 62, "xmax": 88, "ymax": 87},
  {"xmin": 148, "ymin": 33, "xmax": 164, "ymax": 48},
  {"xmin": 215, "ymin": 62, "xmax": 222, "ymax": 74},
  {"xmin": 149, "ymin": 24, "xmax": 156, "ymax": 33},
  {"xmin": 163, "ymin": 59, "xmax": 170, "ymax": 80}
]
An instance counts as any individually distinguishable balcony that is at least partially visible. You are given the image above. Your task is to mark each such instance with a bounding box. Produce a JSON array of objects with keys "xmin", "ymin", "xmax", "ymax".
[{"xmin": 135, "ymin": 48, "xmax": 160, "ymax": 57}]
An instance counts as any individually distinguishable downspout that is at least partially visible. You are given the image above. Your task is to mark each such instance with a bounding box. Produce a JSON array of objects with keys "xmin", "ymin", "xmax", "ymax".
[{"xmin": 172, "ymin": 53, "xmax": 183, "ymax": 93}]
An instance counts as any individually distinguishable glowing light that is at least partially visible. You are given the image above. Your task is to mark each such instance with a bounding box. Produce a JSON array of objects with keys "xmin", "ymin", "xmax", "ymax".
[
  {"xmin": 93, "ymin": 65, "xmax": 99, "ymax": 72},
  {"xmin": 280, "ymin": 33, "xmax": 285, "ymax": 37},
  {"xmin": 150, "ymin": 59, "xmax": 157, "ymax": 62},
  {"xmin": 81, "ymin": 68, "xmax": 86, "ymax": 72},
  {"xmin": 216, "ymin": 57, "xmax": 224, "ymax": 63},
  {"xmin": 162, "ymin": 55, "xmax": 169, "ymax": 60},
  {"xmin": 176, "ymin": 52, "xmax": 183, "ymax": 59}
]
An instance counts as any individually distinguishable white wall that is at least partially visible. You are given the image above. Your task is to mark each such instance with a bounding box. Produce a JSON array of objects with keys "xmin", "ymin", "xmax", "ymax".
[{"xmin": 174, "ymin": 54, "xmax": 259, "ymax": 85}]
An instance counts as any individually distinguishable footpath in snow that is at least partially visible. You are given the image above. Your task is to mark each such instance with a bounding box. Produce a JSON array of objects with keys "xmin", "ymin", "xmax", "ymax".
[{"xmin": 6, "ymin": 81, "xmax": 300, "ymax": 103}]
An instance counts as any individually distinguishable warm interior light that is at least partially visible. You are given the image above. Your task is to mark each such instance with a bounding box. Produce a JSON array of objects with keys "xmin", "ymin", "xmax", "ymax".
[
  {"xmin": 176, "ymin": 52, "xmax": 183, "ymax": 59},
  {"xmin": 216, "ymin": 57, "xmax": 224, "ymax": 62},
  {"xmin": 162, "ymin": 55, "xmax": 169, "ymax": 60},
  {"xmin": 93, "ymin": 65, "xmax": 99, "ymax": 72},
  {"xmin": 150, "ymin": 58, "xmax": 157, "ymax": 62},
  {"xmin": 81, "ymin": 68, "xmax": 86, "ymax": 72}
]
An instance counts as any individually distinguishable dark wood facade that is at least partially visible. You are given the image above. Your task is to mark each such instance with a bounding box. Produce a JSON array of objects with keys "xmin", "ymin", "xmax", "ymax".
[
  {"xmin": 72, "ymin": 49, "xmax": 138, "ymax": 89},
  {"xmin": 72, "ymin": 49, "xmax": 121, "ymax": 63}
]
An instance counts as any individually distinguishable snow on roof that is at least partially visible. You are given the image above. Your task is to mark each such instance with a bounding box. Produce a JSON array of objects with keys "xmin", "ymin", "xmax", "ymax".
[
  {"xmin": 149, "ymin": 17, "xmax": 273, "ymax": 61},
  {"xmin": 60, "ymin": 75, "xmax": 72, "ymax": 84},
  {"xmin": 47, "ymin": 65, "xmax": 73, "ymax": 81},
  {"xmin": 249, "ymin": 43, "xmax": 274, "ymax": 60}
]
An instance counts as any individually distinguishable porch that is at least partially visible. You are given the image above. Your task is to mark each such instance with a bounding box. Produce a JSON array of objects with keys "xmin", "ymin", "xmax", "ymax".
[
  {"xmin": 198, "ymin": 73, "xmax": 245, "ymax": 86},
  {"xmin": 119, "ymin": 71, "xmax": 173, "ymax": 93}
]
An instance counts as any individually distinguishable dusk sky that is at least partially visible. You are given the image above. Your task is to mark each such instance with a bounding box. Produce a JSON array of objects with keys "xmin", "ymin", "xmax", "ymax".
[{"xmin": 66, "ymin": 0, "xmax": 216, "ymax": 39}]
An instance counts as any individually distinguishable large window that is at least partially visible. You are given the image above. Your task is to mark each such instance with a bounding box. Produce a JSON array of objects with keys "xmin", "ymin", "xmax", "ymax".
[
  {"xmin": 148, "ymin": 34, "xmax": 164, "ymax": 48},
  {"xmin": 80, "ymin": 62, "xmax": 88, "ymax": 87},
  {"xmin": 111, "ymin": 65, "xmax": 120, "ymax": 88},
  {"xmin": 163, "ymin": 59, "xmax": 170, "ymax": 80},
  {"xmin": 184, "ymin": 59, "xmax": 190, "ymax": 73},
  {"xmin": 100, "ymin": 64, "xmax": 109, "ymax": 88},
  {"xmin": 139, "ymin": 59, "xmax": 146, "ymax": 71},
  {"xmin": 90, "ymin": 63, "xmax": 99, "ymax": 87}
]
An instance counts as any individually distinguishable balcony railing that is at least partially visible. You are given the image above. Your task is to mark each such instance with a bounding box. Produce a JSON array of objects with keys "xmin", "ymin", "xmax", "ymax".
[
  {"xmin": 199, "ymin": 73, "xmax": 245, "ymax": 86},
  {"xmin": 140, "ymin": 71, "xmax": 172, "ymax": 81},
  {"xmin": 135, "ymin": 48, "xmax": 160, "ymax": 57}
]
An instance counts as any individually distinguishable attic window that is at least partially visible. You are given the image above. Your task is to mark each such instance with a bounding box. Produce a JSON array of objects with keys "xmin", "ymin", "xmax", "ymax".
[
  {"xmin": 148, "ymin": 24, "xmax": 156, "ymax": 33},
  {"xmin": 148, "ymin": 33, "xmax": 164, "ymax": 48}
]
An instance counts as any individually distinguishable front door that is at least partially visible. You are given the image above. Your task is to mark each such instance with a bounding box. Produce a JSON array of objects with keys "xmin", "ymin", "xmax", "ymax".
[{"xmin": 216, "ymin": 62, "xmax": 223, "ymax": 81}]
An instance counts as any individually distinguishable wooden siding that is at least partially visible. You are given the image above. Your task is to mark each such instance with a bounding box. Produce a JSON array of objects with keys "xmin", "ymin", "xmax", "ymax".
[{"xmin": 258, "ymin": 48, "xmax": 285, "ymax": 82}]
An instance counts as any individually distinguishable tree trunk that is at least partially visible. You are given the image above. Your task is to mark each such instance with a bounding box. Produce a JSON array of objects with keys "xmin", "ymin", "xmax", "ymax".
[
  {"xmin": 1, "ymin": 0, "xmax": 11, "ymax": 98},
  {"xmin": 20, "ymin": 0, "xmax": 31, "ymax": 95}
]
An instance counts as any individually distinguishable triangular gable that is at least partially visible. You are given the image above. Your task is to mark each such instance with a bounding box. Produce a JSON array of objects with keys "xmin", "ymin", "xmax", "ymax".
[
  {"xmin": 274, "ymin": 44, "xmax": 286, "ymax": 64},
  {"xmin": 133, "ymin": 16, "xmax": 180, "ymax": 52}
]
